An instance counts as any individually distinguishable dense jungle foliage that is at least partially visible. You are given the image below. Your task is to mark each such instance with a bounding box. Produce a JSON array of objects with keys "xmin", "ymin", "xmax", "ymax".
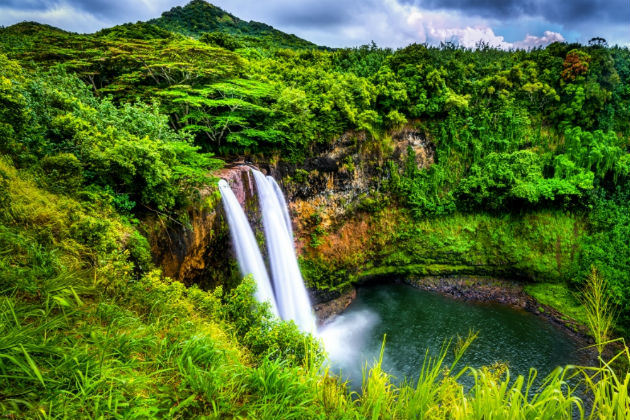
[{"xmin": 0, "ymin": 0, "xmax": 628, "ymax": 418}]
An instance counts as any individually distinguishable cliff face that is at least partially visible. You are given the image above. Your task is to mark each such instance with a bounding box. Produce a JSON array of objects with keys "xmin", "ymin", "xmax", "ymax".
[
  {"xmin": 147, "ymin": 128, "xmax": 435, "ymax": 290},
  {"xmin": 268, "ymin": 129, "xmax": 432, "ymax": 254},
  {"xmin": 148, "ymin": 126, "xmax": 581, "ymax": 295},
  {"xmin": 147, "ymin": 165, "xmax": 260, "ymax": 289}
]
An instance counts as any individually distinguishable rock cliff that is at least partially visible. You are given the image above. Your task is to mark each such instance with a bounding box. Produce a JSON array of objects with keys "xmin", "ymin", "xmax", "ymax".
[{"xmin": 147, "ymin": 128, "xmax": 434, "ymax": 291}]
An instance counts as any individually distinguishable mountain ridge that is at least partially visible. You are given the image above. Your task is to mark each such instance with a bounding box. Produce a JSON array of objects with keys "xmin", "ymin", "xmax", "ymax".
[
  {"xmin": 0, "ymin": 0, "xmax": 320, "ymax": 49},
  {"xmin": 147, "ymin": 0, "xmax": 320, "ymax": 49}
]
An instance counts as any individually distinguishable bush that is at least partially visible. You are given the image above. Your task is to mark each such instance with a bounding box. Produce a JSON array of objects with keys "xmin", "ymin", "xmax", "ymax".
[
  {"xmin": 40, "ymin": 152, "xmax": 83, "ymax": 193},
  {"xmin": 126, "ymin": 230, "xmax": 153, "ymax": 274},
  {"xmin": 220, "ymin": 276, "xmax": 323, "ymax": 366}
]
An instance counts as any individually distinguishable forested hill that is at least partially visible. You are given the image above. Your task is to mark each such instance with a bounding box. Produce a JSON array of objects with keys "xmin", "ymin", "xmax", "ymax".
[{"xmin": 147, "ymin": 0, "xmax": 319, "ymax": 49}]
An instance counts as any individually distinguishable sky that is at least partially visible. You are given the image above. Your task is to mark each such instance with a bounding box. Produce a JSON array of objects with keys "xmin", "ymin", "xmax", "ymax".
[{"xmin": 0, "ymin": 0, "xmax": 628, "ymax": 49}]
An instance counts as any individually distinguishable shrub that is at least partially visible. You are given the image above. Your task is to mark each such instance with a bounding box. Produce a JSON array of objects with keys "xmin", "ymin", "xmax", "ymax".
[{"xmin": 40, "ymin": 152, "xmax": 83, "ymax": 193}]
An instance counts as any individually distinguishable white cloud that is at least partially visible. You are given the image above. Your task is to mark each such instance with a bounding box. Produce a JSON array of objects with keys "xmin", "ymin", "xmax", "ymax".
[
  {"xmin": 512, "ymin": 31, "xmax": 565, "ymax": 49},
  {"xmin": 372, "ymin": 0, "xmax": 565, "ymax": 49},
  {"xmin": 254, "ymin": 0, "xmax": 566, "ymax": 49},
  {"xmin": 0, "ymin": 5, "xmax": 108, "ymax": 33}
]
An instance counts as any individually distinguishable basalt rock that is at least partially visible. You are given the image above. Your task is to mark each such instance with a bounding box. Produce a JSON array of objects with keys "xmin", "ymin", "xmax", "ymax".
[
  {"xmin": 149, "ymin": 127, "xmax": 436, "ymax": 291},
  {"xmin": 391, "ymin": 129, "xmax": 435, "ymax": 170},
  {"xmin": 313, "ymin": 288, "xmax": 357, "ymax": 325},
  {"xmin": 147, "ymin": 165, "xmax": 261, "ymax": 290}
]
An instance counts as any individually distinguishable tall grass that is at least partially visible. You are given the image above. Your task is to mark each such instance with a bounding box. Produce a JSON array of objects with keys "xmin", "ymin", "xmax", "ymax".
[
  {"xmin": 581, "ymin": 344, "xmax": 630, "ymax": 419},
  {"xmin": 351, "ymin": 334, "xmax": 629, "ymax": 420},
  {"xmin": 581, "ymin": 266, "xmax": 618, "ymax": 356}
]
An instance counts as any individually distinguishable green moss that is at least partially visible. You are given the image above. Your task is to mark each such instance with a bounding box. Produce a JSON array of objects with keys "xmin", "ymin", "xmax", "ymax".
[
  {"xmin": 304, "ymin": 209, "xmax": 586, "ymax": 291},
  {"xmin": 524, "ymin": 282, "xmax": 588, "ymax": 325},
  {"xmin": 359, "ymin": 264, "xmax": 478, "ymax": 279},
  {"xmin": 299, "ymin": 256, "xmax": 354, "ymax": 292},
  {"xmin": 292, "ymin": 168, "xmax": 310, "ymax": 184}
]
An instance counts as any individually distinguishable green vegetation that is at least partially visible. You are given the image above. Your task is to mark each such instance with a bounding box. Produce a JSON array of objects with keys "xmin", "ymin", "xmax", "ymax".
[
  {"xmin": 148, "ymin": 0, "xmax": 319, "ymax": 50},
  {"xmin": 301, "ymin": 210, "xmax": 586, "ymax": 294},
  {"xmin": 0, "ymin": 0, "xmax": 628, "ymax": 418},
  {"xmin": 572, "ymin": 188, "xmax": 630, "ymax": 327},
  {"xmin": 524, "ymin": 282, "xmax": 588, "ymax": 325},
  {"xmin": 581, "ymin": 266, "xmax": 619, "ymax": 355}
]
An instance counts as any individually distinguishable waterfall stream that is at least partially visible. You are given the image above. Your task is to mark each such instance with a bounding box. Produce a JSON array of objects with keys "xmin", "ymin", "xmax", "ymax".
[
  {"xmin": 267, "ymin": 175, "xmax": 293, "ymax": 238},
  {"xmin": 252, "ymin": 170, "xmax": 316, "ymax": 332},
  {"xmin": 218, "ymin": 179, "xmax": 279, "ymax": 317},
  {"xmin": 220, "ymin": 170, "xmax": 315, "ymax": 333}
]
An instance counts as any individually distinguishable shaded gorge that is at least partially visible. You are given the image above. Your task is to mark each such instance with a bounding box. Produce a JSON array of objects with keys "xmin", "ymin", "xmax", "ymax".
[{"xmin": 320, "ymin": 282, "xmax": 588, "ymax": 389}]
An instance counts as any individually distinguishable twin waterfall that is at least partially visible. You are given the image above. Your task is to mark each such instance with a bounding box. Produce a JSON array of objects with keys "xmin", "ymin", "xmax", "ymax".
[{"xmin": 218, "ymin": 169, "xmax": 316, "ymax": 333}]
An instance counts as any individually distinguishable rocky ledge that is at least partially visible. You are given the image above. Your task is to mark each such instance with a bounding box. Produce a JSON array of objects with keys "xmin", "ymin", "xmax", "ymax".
[{"xmin": 311, "ymin": 288, "xmax": 357, "ymax": 326}]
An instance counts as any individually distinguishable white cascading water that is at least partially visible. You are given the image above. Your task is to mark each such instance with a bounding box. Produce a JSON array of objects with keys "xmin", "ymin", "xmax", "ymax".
[
  {"xmin": 221, "ymin": 170, "xmax": 374, "ymax": 379},
  {"xmin": 267, "ymin": 175, "xmax": 293, "ymax": 238},
  {"xmin": 252, "ymin": 169, "xmax": 316, "ymax": 333},
  {"xmin": 218, "ymin": 179, "xmax": 279, "ymax": 317}
]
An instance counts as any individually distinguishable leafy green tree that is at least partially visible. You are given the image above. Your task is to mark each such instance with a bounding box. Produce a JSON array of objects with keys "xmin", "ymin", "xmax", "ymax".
[
  {"xmin": 200, "ymin": 31, "xmax": 243, "ymax": 50},
  {"xmin": 457, "ymin": 150, "xmax": 593, "ymax": 210},
  {"xmin": 162, "ymin": 78, "xmax": 281, "ymax": 152}
]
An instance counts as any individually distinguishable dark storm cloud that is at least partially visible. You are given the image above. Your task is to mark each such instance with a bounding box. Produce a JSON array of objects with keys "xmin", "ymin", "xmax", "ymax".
[
  {"xmin": 0, "ymin": 0, "xmax": 627, "ymax": 47},
  {"xmin": 65, "ymin": 0, "xmax": 129, "ymax": 18},
  {"xmin": 272, "ymin": 6, "xmax": 353, "ymax": 27},
  {"xmin": 418, "ymin": 0, "xmax": 535, "ymax": 19},
  {"xmin": 2, "ymin": 0, "xmax": 53, "ymax": 10},
  {"xmin": 418, "ymin": 0, "xmax": 629, "ymax": 24},
  {"xmin": 0, "ymin": 0, "xmax": 184, "ymax": 23},
  {"xmin": 60, "ymin": 0, "xmax": 170, "ymax": 21},
  {"xmin": 544, "ymin": 0, "xmax": 627, "ymax": 25}
]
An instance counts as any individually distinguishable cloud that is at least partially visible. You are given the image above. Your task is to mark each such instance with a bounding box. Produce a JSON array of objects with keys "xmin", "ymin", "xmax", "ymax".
[
  {"xmin": 2, "ymin": 0, "xmax": 52, "ymax": 11},
  {"xmin": 261, "ymin": 0, "xmax": 564, "ymax": 49},
  {"xmin": 417, "ymin": 0, "xmax": 628, "ymax": 25},
  {"xmin": 216, "ymin": 0, "xmax": 627, "ymax": 47},
  {"xmin": 0, "ymin": 0, "xmax": 184, "ymax": 30},
  {"xmin": 382, "ymin": 2, "xmax": 565, "ymax": 50},
  {"xmin": 61, "ymin": 0, "xmax": 181, "ymax": 21},
  {"xmin": 512, "ymin": 31, "xmax": 565, "ymax": 49},
  {"xmin": 0, "ymin": 4, "xmax": 106, "ymax": 33},
  {"xmin": 265, "ymin": 0, "xmax": 356, "ymax": 27},
  {"xmin": 0, "ymin": 0, "xmax": 626, "ymax": 48}
]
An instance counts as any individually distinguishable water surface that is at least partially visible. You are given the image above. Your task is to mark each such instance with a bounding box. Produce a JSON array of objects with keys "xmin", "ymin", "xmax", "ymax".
[{"xmin": 319, "ymin": 283, "xmax": 586, "ymax": 389}]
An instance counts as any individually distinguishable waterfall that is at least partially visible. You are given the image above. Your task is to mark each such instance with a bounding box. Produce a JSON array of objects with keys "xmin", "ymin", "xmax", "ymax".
[
  {"xmin": 252, "ymin": 170, "xmax": 316, "ymax": 333},
  {"xmin": 218, "ymin": 179, "xmax": 279, "ymax": 317},
  {"xmin": 267, "ymin": 176, "xmax": 293, "ymax": 238},
  {"xmin": 219, "ymin": 170, "xmax": 316, "ymax": 333}
]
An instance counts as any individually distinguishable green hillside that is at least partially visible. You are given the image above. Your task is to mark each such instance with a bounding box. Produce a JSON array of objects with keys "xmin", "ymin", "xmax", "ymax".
[{"xmin": 148, "ymin": 0, "xmax": 319, "ymax": 49}]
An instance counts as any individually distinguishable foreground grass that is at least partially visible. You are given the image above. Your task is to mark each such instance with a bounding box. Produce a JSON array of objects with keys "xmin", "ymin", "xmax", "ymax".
[{"xmin": 3, "ymin": 249, "xmax": 629, "ymax": 420}]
